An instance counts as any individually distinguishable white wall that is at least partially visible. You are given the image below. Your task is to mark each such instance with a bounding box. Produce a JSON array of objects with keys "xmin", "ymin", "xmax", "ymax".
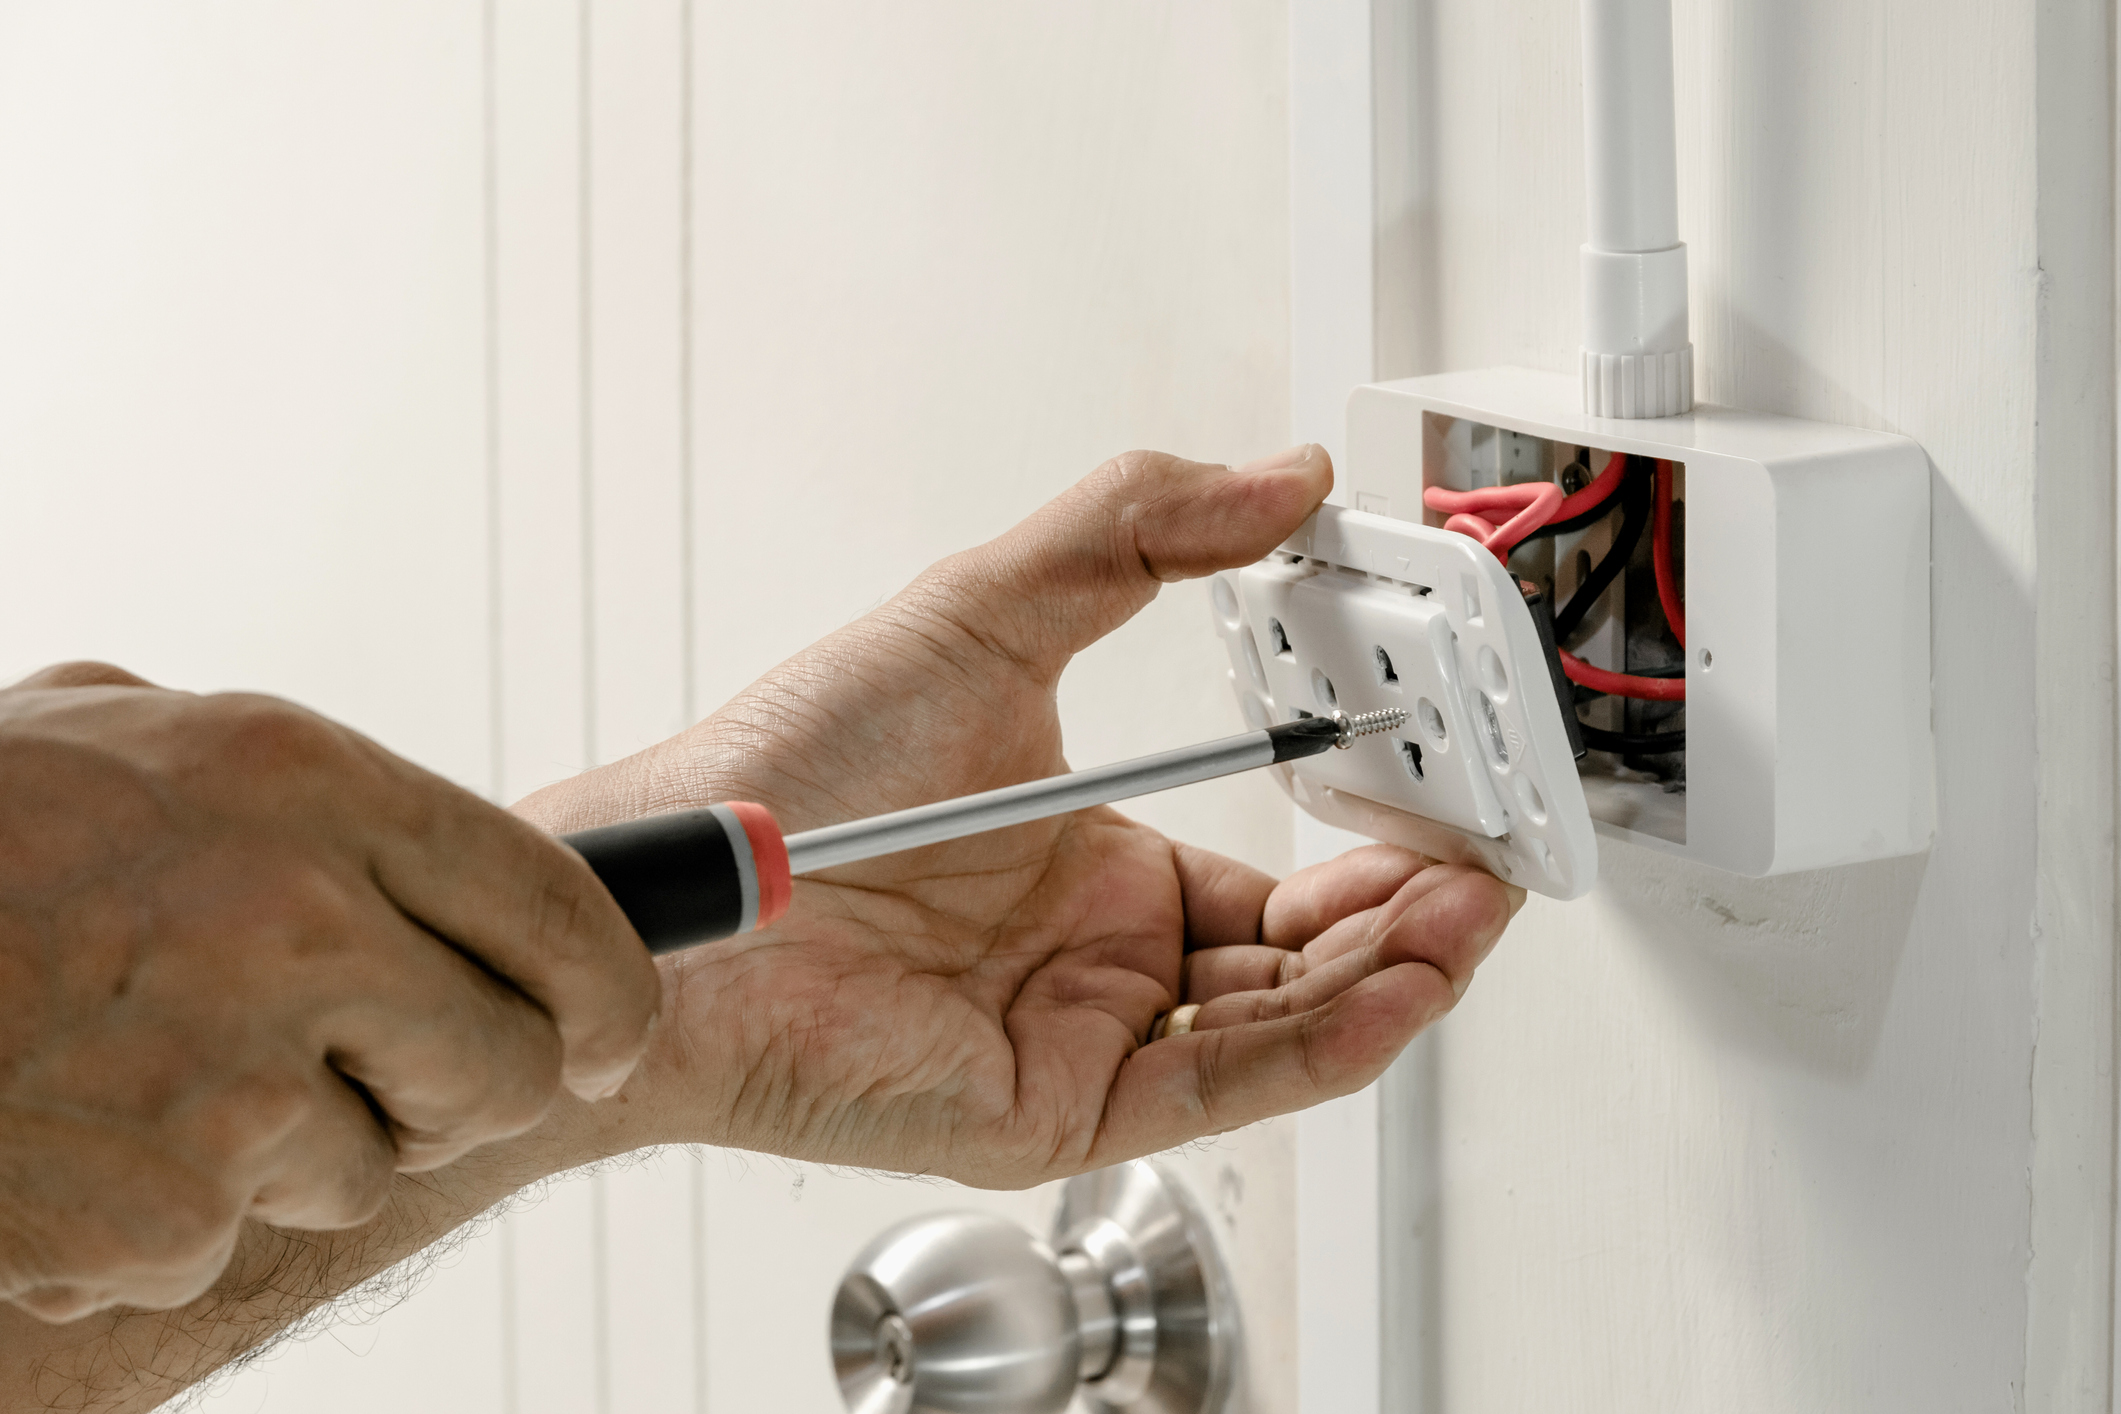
[
  {"xmin": 1334, "ymin": 0, "xmax": 2116, "ymax": 1410},
  {"xmin": 0, "ymin": 4, "xmax": 1300, "ymax": 1410}
]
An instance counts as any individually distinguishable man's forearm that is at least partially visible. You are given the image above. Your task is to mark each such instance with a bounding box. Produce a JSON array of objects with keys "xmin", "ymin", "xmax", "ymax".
[{"xmin": 0, "ymin": 1093, "xmax": 637, "ymax": 1414}]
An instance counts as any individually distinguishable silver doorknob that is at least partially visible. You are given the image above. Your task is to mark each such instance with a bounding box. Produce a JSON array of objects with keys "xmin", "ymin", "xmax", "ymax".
[{"xmin": 829, "ymin": 1158, "xmax": 1238, "ymax": 1414}]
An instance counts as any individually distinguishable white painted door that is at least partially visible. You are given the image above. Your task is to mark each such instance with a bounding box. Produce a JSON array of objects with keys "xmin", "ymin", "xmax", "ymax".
[{"xmin": 0, "ymin": 3, "xmax": 1303, "ymax": 1411}]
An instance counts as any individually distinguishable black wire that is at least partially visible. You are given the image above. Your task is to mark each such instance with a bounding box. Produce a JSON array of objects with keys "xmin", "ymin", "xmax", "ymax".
[
  {"xmin": 1551, "ymin": 456, "xmax": 1651, "ymax": 643},
  {"xmin": 1577, "ymin": 721, "xmax": 1685, "ymax": 755},
  {"xmin": 1518, "ymin": 495, "xmax": 1623, "ymax": 543}
]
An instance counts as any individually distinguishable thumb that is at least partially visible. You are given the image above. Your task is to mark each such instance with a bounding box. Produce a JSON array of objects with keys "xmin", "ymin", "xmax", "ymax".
[{"xmin": 916, "ymin": 444, "xmax": 1332, "ymax": 682}]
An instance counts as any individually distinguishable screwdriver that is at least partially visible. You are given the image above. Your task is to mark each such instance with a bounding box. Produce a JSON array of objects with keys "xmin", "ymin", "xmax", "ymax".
[{"xmin": 561, "ymin": 707, "xmax": 1408, "ymax": 955}]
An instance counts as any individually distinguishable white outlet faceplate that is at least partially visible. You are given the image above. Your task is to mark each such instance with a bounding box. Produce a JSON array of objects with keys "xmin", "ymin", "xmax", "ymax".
[
  {"xmin": 1329, "ymin": 366, "xmax": 1935, "ymax": 876},
  {"xmin": 1209, "ymin": 504, "xmax": 1598, "ymax": 900}
]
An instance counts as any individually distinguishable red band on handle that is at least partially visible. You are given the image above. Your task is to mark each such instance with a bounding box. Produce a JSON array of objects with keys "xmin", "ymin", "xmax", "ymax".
[{"xmin": 723, "ymin": 801, "xmax": 791, "ymax": 927}]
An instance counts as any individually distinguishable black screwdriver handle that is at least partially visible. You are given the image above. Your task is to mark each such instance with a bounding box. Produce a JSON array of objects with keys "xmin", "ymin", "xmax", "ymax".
[{"xmin": 561, "ymin": 802, "xmax": 790, "ymax": 956}]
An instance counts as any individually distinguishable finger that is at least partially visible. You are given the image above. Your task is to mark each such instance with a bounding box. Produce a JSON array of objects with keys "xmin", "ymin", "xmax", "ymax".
[
  {"xmin": 1176, "ymin": 844, "xmax": 1441, "ymax": 999},
  {"xmin": 1170, "ymin": 841, "xmax": 1276, "ymax": 950},
  {"xmin": 1091, "ymin": 868, "xmax": 1515, "ymax": 1159},
  {"xmin": 1181, "ymin": 945, "xmax": 1300, "ymax": 1001},
  {"xmin": 1188, "ymin": 861, "xmax": 1506, "ymax": 1010},
  {"xmin": 312, "ymin": 894, "xmax": 569, "ymax": 1169},
  {"xmin": 1261, "ymin": 844, "xmax": 1434, "ymax": 949},
  {"xmin": 352, "ymin": 750, "xmax": 660, "ymax": 1102},
  {"xmin": 915, "ymin": 445, "xmax": 1334, "ymax": 682},
  {"xmin": 9, "ymin": 660, "xmax": 155, "ymax": 690},
  {"xmin": 244, "ymin": 1072, "xmax": 399, "ymax": 1229}
]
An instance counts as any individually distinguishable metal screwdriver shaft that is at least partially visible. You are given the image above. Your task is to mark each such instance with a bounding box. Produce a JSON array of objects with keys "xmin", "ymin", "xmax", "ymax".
[{"xmin": 783, "ymin": 707, "xmax": 1408, "ymax": 875}]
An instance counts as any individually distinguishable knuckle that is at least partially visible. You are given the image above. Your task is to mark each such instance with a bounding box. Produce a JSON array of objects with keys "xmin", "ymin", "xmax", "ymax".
[
  {"xmin": 126, "ymin": 1168, "xmax": 246, "ymax": 1275},
  {"xmin": 1190, "ymin": 1036, "xmax": 1224, "ymax": 1127},
  {"xmin": 4, "ymin": 1124, "xmax": 243, "ymax": 1303},
  {"xmin": 15, "ymin": 1284, "xmax": 107, "ymax": 1323},
  {"xmin": 197, "ymin": 692, "xmax": 353, "ymax": 781},
  {"xmin": 13, "ymin": 659, "xmax": 148, "ymax": 690},
  {"xmin": 405, "ymin": 985, "xmax": 566, "ymax": 1142},
  {"xmin": 1095, "ymin": 448, "xmax": 1181, "ymax": 493}
]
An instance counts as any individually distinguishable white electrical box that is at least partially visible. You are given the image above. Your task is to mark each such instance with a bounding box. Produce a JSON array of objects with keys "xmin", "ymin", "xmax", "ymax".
[{"xmin": 1308, "ymin": 365, "xmax": 1934, "ymax": 877}]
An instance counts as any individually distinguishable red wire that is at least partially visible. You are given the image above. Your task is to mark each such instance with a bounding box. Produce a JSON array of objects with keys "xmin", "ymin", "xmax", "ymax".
[
  {"xmin": 1424, "ymin": 453, "xmax": 1687, "ymax": 703},
  {"xmin": 1560, "ymin": 650, "xmax": 1686, "ymax": 702},
  {"xmin": 1421, "ymin": 481, "xmax": 1564, "ymax": 562},
  {"xmin": 1652, "ymin": 458, "xmax": 1686, "ymax": 647},
  {"xmin": 1553, "ymin": 448, "xmax": 1630, "ymax": 522}
]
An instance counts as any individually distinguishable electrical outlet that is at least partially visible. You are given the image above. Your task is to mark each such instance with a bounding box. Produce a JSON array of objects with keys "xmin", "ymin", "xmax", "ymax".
[
  {"xmin": 1337, "ymin": 366, "xmax": 1933, "ymax": 876},
  {"xmin": 1209, "ymin": 504, "xmax": 1597, "ymax": 900}
]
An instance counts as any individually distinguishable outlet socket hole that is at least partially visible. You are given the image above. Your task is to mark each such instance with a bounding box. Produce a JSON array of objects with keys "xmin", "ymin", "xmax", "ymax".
[
  {"xmin": 1267, "ymin": 618, "xmax": 1293, "ymax": 658},
  {"xmin": 1211, "ymin": 577, "xmax": 1239, "ymax": 623},
  {"xmin": 1373, "ymin": 645, "xmax": 1400, "ymax": 688},
  {"xmin": 1397, "ymin": 739, "xmax": 1424, "ymax": 782},
  {"xmin": 1310, "ymin": 669, "xmax": 1338, "ymax": 711},
  {"xmin": 1417, "ymin": 698, "xmax": 1448, "ymax": 748}
]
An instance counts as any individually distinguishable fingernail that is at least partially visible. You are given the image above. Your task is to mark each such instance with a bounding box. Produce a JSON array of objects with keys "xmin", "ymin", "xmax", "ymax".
[
  {"xmin": 1235, "ymin": 444, "xmax": 1316, "ymax": 476},
  {"xmin": 1504, "ymin": 883, "xmax": 1530, "ymax": 918}
]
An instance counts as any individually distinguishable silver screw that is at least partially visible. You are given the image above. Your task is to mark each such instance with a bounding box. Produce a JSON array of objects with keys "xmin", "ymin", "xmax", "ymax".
[{"xmin": 1330, "ymin": 707, "xmax": 1410, "ymax": 748}]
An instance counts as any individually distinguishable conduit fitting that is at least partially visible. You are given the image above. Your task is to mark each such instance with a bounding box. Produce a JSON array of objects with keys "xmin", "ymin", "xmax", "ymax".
[
  {"xmin": 1580, "ymin": 245, "xmax": 1694, "ymax": 418},
  {"xmin": 1578, "ymin": 0, "xmax": 1694, "ymax": 418}
]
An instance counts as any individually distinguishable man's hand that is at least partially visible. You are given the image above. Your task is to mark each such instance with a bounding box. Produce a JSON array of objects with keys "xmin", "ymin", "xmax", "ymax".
[
  {"xmin": 0, "ymin": 666, "xmax": 660, "ymax": 1323},
  {"xmin": 0, "ymin": 446, "xmax": 1522, "ymax": 1414},
  {"xmin": 521, "ymin": 444, "xmax": 1522, "ymax": 1186}
]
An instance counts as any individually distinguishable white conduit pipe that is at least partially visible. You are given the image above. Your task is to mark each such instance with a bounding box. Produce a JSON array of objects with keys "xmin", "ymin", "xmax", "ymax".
[{"xmin": 1580, "ymin": 0, "xmax": 1695, "ymax": 418}]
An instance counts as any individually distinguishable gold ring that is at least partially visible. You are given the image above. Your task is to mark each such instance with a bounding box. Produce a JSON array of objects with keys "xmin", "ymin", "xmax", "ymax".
[{"xmin": 1151, "ymin": 1004, "xmax": 1201, "ymax": 1041}]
